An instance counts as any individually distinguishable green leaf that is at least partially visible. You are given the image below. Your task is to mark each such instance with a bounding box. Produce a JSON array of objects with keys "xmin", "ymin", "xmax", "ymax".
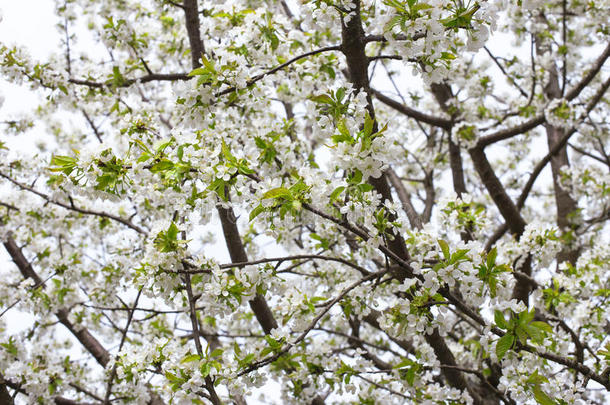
[
  {"xmin": 449, "ymin": 249, "xmax": 469, "ymax": 264},
  {"xmin": 515, "ymin": 327, "xmax": 529, "ymax": 344},
  {"xmin": 188, "ymin": 67, "xmax": 207, "ymax": 77},
  {"xmin": 334, "ymin": 119, "xmax": 352, "ymax": 144},
  {"xmin": 405, "ymin": 366, "xmax": 417, "ymax": 385},
  {"xmin": 111, "ymin": 65, "xmax": 125, "ymax": 86},
  {"xmin": 358, "ymin": 183, "xmax": 374, "ymax": 193},
  {"xmin": 154, "ymin": 138, "xmax": 173, "ymax": 154},
  {"xmin": 262, "ymin": 187, "xmax": 292, "ymax": 200},
  {"xmin": 335, "ymin": 87, "xmax": 346, "ymax": 102},
  {"xmin": 200, "ymin": 362, "xmax": 211, "ymax": 378},
  {"xmin": 413, "ymin": 2, "xmax": 433, "ymax": 11},
  {"xmin": 150, "ymin": 159, "xmax": 175, "ymax": 173},
  {"xmin": 348, "ymin": 169, "xmax": 363, "ymax": 185},
  {"xmin": 527, "ymin": 369, "xmax": 549, "ymax": 385},
  {"xmin": 530, "ymin": 321, "xmax": 553, "ymax": 334},
  {"xmin": 494, "ymin": 310, "xmax": 508, "ymax": 329},
  {"xmin": 330, "ymin": 186, "xmax": 345, "ymax": 202},
  {"xmin": 254, "ymin": 136, "xmax": 267, "ymax": 149},
  {"xmin": 487, "ymin": 247, "xmax": 497, "ymax": 268},
  {"xmin": 153, "ymin": 222, "xmax": 184, "ymax": 252},
  {"xmin": 0, "ymin": 337, "xmax": 18, "ymax": 356},
  {"xmin": 95, "ymin": 174, "xmax": 117, "ymax": 191},
  {"xmin": 181, "ymin": 353, "xmax": 201, "ymax": 363},
  {"xmin": 438, "ymin": 239, "xmax": 450, "ymax": 260},
  {"xmin": 133, "ymin": 139, "xmax": 152, "ymax": 154},
  {"xmin": 310, "ymin": 94, "xmax": 334, "ymax": 105},
  {"xmin": 249, "ymin": 204, "xmax": 265, "ymax": 221},
  {"xmin": 221, "ymin": 139, "xmax": 236, "ymax": 162},
  {"xmin": 208, "ymin": 178, "xmax": 227, "ymax": 201},
  {"xmin": 363, "ymin": 112, "xmax": 374, "ymax": 136},
  {"xmin": 167, "ymin": 222, "xmax": 179, "ymax": 240},
  {"xmin": 496, "ymin": 334, "xmax": 514, "ymax": 360},
  {"xmin": 310, "ymin": 233, "xmax": 330, "ymax": 249},
  {"xmin": 49, "ymin": 155, "xmax": 78, "ymax": 175},
  {"xmin": 519, "ymin": 308, "xmax": 536, "ymax": 326},
  {"xmin": 165, "ymin": 371, "xmax": 181, "ymax": 382},
  {"xmin": 201, "ymin": 55, "xmax": 216, "ymax": 72},
  {"xmin": 532, "ymin": 386, "xmax": 556, "ymax": 405}
]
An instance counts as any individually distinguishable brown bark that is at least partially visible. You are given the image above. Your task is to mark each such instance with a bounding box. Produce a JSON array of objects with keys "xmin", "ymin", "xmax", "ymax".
[
  {"xmin": 0, "ymin": 382, "xmax": 14, "ymax": 405},
  {"xmin": 448, "ymin": 139, "xmax": 467, "ymax": 197},
  {"xmin": 428, "ymin": 82, "xmax": 468, "ymax": 198},
  {"xmin": 468, "ymin": 149, "xmax": 526, "ymax": 236},
  {"xmin": 545, "ymin": 123, "xmax": 580, "ymax": 265},
  {"xmin": 467, "ymin": 148, "xmax": 532, "ymax": 304},
  {"xmin": 476, "ymin": 42, "xmax": 610, "ymax": 148},
  {"xmin": 538, "ymin": 38, "xmax": 580, "ymax": 265},
  {"xmin": 387, "ymin": 168, "xmax": 423, "ymax": 230},
  {"xmin": 182, "ymin": 0, "xmax": 205, "ymax": 68},
  {"xmin": 217, "ymin": 205, "xmax": 278, "ymax": 335}
]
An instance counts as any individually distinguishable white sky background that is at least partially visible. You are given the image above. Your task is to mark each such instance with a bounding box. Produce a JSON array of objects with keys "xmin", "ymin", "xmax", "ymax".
[
  {"xmin": 0, "ymin": 1, "xmax": 58, "ymax": 110},
  {"xmin": 0, "ymin": 0, "xmax": 60, "ymax": 158},
  {"xmin": 0, "ymin": 1, "xmax": 59, "ymax": 330}
]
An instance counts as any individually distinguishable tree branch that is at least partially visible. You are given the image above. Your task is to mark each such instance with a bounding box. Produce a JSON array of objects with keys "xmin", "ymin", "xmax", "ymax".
[
  {"xmin": 3, "ymin": 236, "xmax": 111, "ymax": 367},
  {"xmin": 371, "ymin": 88, "xmax": 452, "ymax": 129},
  {"xmin": 387, "ymin": 168, "xmax": 423, "ymax": 230},
  {"xmin": 0, "ymin": 171, "xmax": 145, "ymax": 234},
  {"xmin": 68, "ymin": 73, "xmax": 190, "ymax": 89},
  {"xmin": 477, "ymin": 41, "xmax": 610, "ymax": 148}
]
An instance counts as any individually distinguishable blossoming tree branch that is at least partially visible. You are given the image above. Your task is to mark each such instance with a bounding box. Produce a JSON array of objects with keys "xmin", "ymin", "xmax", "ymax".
[{"xmin": 1, "ymin": 0, "xmax": 609, "ymax": 404}]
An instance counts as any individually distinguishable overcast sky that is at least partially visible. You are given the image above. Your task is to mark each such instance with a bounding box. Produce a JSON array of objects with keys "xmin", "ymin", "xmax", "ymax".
[{"xmin": 1, "ymin": 1, "xmax": 59, "ymax": 113}]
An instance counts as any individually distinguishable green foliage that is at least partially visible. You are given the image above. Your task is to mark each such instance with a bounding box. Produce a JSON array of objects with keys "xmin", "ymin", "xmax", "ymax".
[
  {"xmin": 477, "ymin": 248, "xmax": 511, "ymax": 298},
  {"xmin": 254, "ymin": 132, "xmax": 280, "ymax": 166},
  {"xmin": 394, "ymin": 357, "xmax": 422, "ymax": 385},
  {"xmin": 330, "ymin": 112, "xmax": 387, "ymax": 153},
  {"xmin": 597, "ymin": 342, "xmax": 610, "ymax": 360},
  {"xmin": 336, "ymin": 361, "xmax": 357, "ymax": 384},
  {"xmin": 206, "ymin": 140, "xmax": 255, "ymax": 201},
  {"xmin": 94, "ymin": 151, "xmax": 129, "ymax": 194},
  {"xmin": 311, "ymin": 87, "xmax": 349, "ymax": 122},
  {"xmin": 440, "ymin": 3, "xmax": 481, "ymax": 30},
  {"xmin": 257, "ymin": 12, "xmax": 280, "ymax": 50},
  {"xmin": 250, "ymin": 176, "xmax": 311, "ymax": 222},
  {"xmin": 0, "ymin": 336, "xmax": 18, "ymax": 357},
  {"xmin": 153, "ymin": 222, "xmax": 186, "ymax": 252},
  {"xmin": 261, "ymin": 335, "xmax": 285, "ymax": 356},
  {"xmin": 456, "ymin": 124, "xmax": 477, "ymax": 142},
  {"xmin": 542, "ymin": 279, "xmax": 575, "ymax": 311},
  {"xmin": 329, "ymin": 168, "xmax": 375, "ymax": 207},
  {"xmin": 441, "ymin": 198, "xmax": 486, "ymax": 232},
  {"xmin": 50, "ymin": 149, "xmax": 130, "ymax": 194},
  {"xmin": 436, "ymin": 239, "xmax": 470, "ymax": 265},
  {"xmin": 494, "ymin": 309, "xmax": 553, "ymax": 360},
  {"xmin": 525, "ymin": 370, "xmax": 558, "ymax": 405},
  {"xmin": 234, "ymin": 341, "xmax": 256, "ymax": 370},
  {"xmin": 49, "ymin": 155, "xmax": 79, "ymax": 176},
  {"xmin": 187, "ymin": 55, "xmax": 219, "ymax": 86},
  {"xmin": 384, "ymin": 0, "xmax": 434, "ymax": 32}
]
